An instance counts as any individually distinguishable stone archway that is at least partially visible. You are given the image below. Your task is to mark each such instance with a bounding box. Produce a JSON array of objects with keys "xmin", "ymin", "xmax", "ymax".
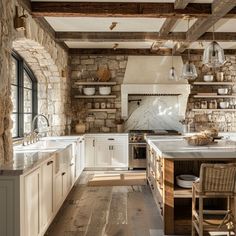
[{"xmin": 13, "ymin": 38, "xmax": 68, "ymax": 135}]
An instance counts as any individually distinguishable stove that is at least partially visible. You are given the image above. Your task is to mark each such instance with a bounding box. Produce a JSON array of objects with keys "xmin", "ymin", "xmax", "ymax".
[{"xmin": 128, "ymin": 129, "xmax": 180, "ymax": 169}]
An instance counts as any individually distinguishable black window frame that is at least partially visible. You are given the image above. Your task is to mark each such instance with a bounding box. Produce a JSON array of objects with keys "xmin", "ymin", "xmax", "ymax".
[{"xmin": 11, "ymin": 51, "xmax": 38, "ymax": 138}]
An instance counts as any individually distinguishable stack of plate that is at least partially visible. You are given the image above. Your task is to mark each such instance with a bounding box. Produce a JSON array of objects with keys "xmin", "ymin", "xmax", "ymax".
[{"xmin": 176, "ymin": 175, "xmax": 199, "ymax": 188}]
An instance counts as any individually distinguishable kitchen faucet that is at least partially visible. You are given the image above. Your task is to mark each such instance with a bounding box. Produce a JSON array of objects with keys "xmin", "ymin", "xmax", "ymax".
[{"xmin": 23, "ymin": 114, "xmax": 50, "ymax": 146}]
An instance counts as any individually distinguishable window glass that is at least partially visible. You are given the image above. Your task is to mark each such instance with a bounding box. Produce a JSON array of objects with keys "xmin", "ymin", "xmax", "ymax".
[{"xmin": 10, "ymin": 52, "xmax": 37, "ymax": 138}]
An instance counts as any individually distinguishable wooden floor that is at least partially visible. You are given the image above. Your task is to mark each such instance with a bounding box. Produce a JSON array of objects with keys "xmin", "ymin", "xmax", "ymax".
[{"xmin": 45, "ymin": 171, "xmax": 164, "ymax": 236}]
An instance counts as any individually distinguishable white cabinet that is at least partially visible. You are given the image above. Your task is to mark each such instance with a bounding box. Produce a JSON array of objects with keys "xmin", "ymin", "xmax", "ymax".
[
  {"xmin": 41, "ymin": 158, "xmax": 54, "ymax": 232},
  {"xmin": 85, "ymin": 137, "xmax": 95, "ymax": 167},
  {"xmin": 111, "ymin": 142, "xmax": 128, "ymax": 167},
  {"xmin": 24, "ymin": 168, "xmax": 41, "ymax": 236},
  {"xmin": 95, "ymin": 139, "xmax": 111, "ymax": 166},
  {"xmin": 53, "ymin": 171, "xmax": 63, "ymax": 211},
  {"xmin": 85, "ymin": 135, "xmax": 128, "ymax": 169}
]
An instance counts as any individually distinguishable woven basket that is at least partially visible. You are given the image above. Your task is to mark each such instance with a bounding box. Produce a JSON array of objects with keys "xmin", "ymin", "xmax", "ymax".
[
  {"xmin": 184, "ymin": 134, "xmax": 213, "ymax": 146},
  {"xmin": 96, "ymin": 67, "xmax": 111, "ymax": 82}
]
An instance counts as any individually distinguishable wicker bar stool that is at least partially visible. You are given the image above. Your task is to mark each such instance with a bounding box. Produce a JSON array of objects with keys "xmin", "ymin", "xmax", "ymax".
[{"xmin": 192, "ymin": 163, "xmax": 236, "ymax": 236}]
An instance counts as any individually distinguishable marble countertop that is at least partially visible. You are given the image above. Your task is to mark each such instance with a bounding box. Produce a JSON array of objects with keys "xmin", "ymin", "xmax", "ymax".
[
  {"xmin": 146, "ymin": 136, "xmax": 236, "ymax": 159},
  {"xmin": 1, "ymin": 140, "xmax": 73, "ymax": 176}
]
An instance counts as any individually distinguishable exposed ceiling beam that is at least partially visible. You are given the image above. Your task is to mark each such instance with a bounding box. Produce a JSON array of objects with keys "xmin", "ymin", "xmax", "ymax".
[
  {"xmin": 69, "ymin": 48, "xmax": 236, "ymax": 56},
  {"xmin": 159, "ymin": 0, "xmax": 192, "ymax": 38},
  {"xmin": 31, "ymin": 2, "xmax": 215, "ymax": 18},
  {"xmin": 56, "ymin": 31, "xmax": 236, "ymax": 42},
  {"xmin": 174, "ymin": 0, "xmax": 192, "ymax": 9},
  {"xmin": 176, "ymin": 0, "xmax": 236, "ymax": 52}
]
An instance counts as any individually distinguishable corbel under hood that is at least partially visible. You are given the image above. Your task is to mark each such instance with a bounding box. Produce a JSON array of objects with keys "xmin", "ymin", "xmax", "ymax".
[{"xmin": 121, "ymin": 56, "xmax": 191, "ymax": 119}]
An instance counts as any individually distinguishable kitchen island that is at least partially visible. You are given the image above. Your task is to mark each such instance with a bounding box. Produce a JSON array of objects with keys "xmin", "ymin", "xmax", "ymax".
[{"xmin": 146, "ymin": 136, "xmax": 236, "ymax": 235}]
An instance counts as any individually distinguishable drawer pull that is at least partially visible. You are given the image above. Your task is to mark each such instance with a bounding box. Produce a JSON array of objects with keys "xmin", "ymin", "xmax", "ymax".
[
  {"xmin": 47, "ymin": 160, "xmax": 53, "ymax": 166},
  {"xmin": 62, "ymin": 172, "xmax": 66, "ymax": 176},
  {"xmin": 70, "ymin": 163, "xmax": 74, "ymax": 166},
  {"xmin": 108, "ymin": 138, "xmax": 114, "ymax": 141}
]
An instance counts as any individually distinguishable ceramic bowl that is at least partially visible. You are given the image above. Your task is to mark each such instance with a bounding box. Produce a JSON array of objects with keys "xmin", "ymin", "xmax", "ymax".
[
  {"xmin": 176, "ymin": 175, "xmax": 199, "ymax": 188},
  {"xmin": 203, "ymin": 75, "xmax": 214, "ymax": 82},
  {"xmin": 83, "ymin": 87, "xmax": 95, "ymax": 96},
  {"xmin": 99, "ymin": 86, "xmax": 111, "ymax": 95},
  {"xmin": 219, "ymin": 101, "xmax": 229, "ymax": 109},
  {"xmin": 218, "ymin": 88, "xmax": 228, "ymax": 95}
]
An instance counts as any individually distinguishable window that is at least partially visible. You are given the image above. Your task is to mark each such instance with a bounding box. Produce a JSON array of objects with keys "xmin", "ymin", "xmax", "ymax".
[{"xmin": 11, "ymin": 51, "xmax": 38, "ymax": 138}]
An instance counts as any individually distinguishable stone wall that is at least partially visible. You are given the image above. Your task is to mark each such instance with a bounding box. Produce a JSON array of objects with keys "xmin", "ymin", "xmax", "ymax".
[
  {"xmin": 70, "ymin": 54, "xmax": 236, "ymax": 133},
  {"xmin": 0, "ymin": 0, "xmax": 15, "ymax": 165},
  {"xmin": 70, "ymin": 55, "xmax": 128, "ymax": 133},
  {"xmin": 186, "ymin": 55, "xmax": 236, "ymax": 132},
  {"xmin": 0, "ymin": 0, "xmax": 70, "ymax": 164}
]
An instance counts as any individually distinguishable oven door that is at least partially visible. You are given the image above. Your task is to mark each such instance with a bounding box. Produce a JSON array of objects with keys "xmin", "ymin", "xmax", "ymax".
[{"xmin": 129, "ymin": 143, "xmax": 147, "ymax": 169}]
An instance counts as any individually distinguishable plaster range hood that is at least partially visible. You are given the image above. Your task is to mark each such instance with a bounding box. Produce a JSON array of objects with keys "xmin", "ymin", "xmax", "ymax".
[{"xmin": 121, "ymin": 56, "xmax": 191, "ymax": 119}]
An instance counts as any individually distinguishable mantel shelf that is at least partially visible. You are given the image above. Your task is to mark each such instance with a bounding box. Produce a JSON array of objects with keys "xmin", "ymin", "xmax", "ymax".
[
  {"xmin": 191, "ymin": 109, "xmax": 236, "ymax": 112},
  {"xmin": 193, "ymin": 82, "xmax": 235, "ymax": 85},
  {"xmin": 74, "ymin": 81, "xmax": 117, "ymax": 86},
  {"xmin": 88, "ymin": 109, "xmax": 116, "ymax": 113},
  {"xmin": 193, "ymin": 95, "xmax": 236, "ymax": 98},
  {"xmin": 74, "ymin": 95, "xmax": 116, "ymax": 99}
]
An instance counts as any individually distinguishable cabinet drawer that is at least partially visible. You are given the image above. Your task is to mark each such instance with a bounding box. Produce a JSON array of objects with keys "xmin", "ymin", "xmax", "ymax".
[{"xmin": 95, "ymin": 136, "xmax": 127, "ymax": 143}]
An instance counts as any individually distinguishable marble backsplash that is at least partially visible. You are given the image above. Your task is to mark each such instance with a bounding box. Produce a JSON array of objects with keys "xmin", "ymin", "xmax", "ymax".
[{"xmin": 124, "ymin": 96, "xmax": 183, "ymax": 132}]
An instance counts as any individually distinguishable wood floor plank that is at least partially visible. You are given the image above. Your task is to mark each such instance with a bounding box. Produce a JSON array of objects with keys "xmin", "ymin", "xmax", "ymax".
[{"xmin": 46, "ymin": 171, "xmax": 163, "ymax": 236}]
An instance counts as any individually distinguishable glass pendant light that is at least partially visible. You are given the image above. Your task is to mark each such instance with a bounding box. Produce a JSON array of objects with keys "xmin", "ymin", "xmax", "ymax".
[
  {"xmin": 203, "ymin": 25, "xmax": 225, "ymax": 68},
  {"xmin": 182, "ymin": 18, "xmax": 198, "ymax": 81},
  {"xmin": 169, "ymin": 49, "xmax": 178, "ymax": 81}
]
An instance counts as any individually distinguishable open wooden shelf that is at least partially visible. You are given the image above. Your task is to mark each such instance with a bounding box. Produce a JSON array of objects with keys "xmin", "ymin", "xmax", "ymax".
[
  {"xmin": 74, "ymin": 95, "xmax": 116, "ymax": 99},
  {"xmin": 193, "ymin": 82, "xmax": 235, "ymax": 85},
  {"xmin": 88, "ymin": 109, "xmax": 116, "ymax": 113},
  {"xmin": 74, "ymin": 81, "xmax": 117, "ymax": 86},
  {"xmin": 193, "ymin": 95, "xmax": 236, "ymax": 98},
  {"xmin": 174, "ymin": 187, "xmax": 193, "ymax": 198},
  {"xmin": 191, "ymin": 109, "xmax": 236, "ymax": 112}
]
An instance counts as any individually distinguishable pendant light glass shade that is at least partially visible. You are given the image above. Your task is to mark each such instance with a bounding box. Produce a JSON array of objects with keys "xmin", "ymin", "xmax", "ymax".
[
  {"xmin": 169, "ymin": 49, "xmax": 178, "ymax": 81},
  {"xmin": 169, "ymin": 67, "xmax": 178, "ymax": 81},
  {"xmin": 182, "ymin": 61, "xmax": 198, "ymax": 81},
  {"xmin": 181, "ymin": 18, "xmax": 197, "ymax": 81},
  {"xmin": 203, "ymin": 41, "xmax": 225, "ymax": 68}
]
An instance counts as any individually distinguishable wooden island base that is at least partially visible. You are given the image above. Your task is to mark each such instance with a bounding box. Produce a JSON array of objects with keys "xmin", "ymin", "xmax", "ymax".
[{"xmin": 147, "ymin": 143, "xmax": 236, "ymax": 235}]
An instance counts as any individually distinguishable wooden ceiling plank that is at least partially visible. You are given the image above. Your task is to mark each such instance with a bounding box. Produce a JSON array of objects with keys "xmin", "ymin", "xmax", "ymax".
[
  {"xmin": 176, "ymin": 0, "xmax": 236, "ymax": 52},
  {"xmin": 31, "ymin": 2, "xmax": 213, "ymax": 18}
]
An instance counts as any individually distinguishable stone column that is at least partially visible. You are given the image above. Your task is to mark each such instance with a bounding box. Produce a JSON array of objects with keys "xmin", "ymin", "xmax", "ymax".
[{"xmin": 0, "ymin": 0, "xmax": 15, "ymax": 164}]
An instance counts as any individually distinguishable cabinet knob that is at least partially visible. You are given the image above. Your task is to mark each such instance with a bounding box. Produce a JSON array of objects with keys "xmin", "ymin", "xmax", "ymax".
[
  {"xmin": 62, "ymin": 172, "xmax": 66, "ymax": 176},
  {"xmin": 47, "ymin": 160, "xmax": 53, "ymax": 166},
  {"xmin": 70, "ymin": 163, "xmax": 74, "ymax": 166}
]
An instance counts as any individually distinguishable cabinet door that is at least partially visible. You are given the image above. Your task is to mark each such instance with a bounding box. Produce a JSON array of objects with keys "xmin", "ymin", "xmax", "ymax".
[
  {"xmin": 41, "ymin": 159, "xmax": 54, "ymax": 231},
  {"xmin": 53, "ymin": 172, "xmax": 63, "ymax": 212},
  {"xmin": 62, "ymin": 171, "xmax": 69, "ymax": 198},
  {"xmin": 24, "ymin": 168, "xmax": 40, "ymax": 236},
  {"xmin": 111, "ymin": 142, "xmax": 128, "ymax": 167},
  {"xmin": 85, "ymin": 137, "xmax": 95, "ymax": 167},
  {"xmin": 80, "ymin": 139, "xmax": 85, "ymax": 171},
  {"xmin": 68, "ymin": 162, "xmax": 75, "ymax": 188},
  {"xmin": 95, "ymin": 140, "xmax": 111, "ymax": 167}
]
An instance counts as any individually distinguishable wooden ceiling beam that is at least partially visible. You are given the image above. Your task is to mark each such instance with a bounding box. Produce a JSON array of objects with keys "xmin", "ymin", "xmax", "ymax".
[
  {"xmin": 31, "ymin": 2, "xmax": 214, "ymax": 18},
  {"xmin": 159, "ymin": 0, "xmax": 191, "ymax": 38},
  {"xmin": 176, "ymin": 0, "xmax": 236, "ymax": 52},
  {"xmin": 174, "ymin": 0, "xmax": 192, "ymax": 9},
  {"xmin": 69, "ymin": 48, "xmax": 236, "ymax": 56},
  {"xmin": 56, "ymin": 31, "xmax": 236, "ymax": 42}
]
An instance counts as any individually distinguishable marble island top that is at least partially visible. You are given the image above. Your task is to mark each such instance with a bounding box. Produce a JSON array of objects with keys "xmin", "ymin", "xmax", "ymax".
[{"xmin": 146, "ymin": 136, "xmax": 236, "ymax": 160}]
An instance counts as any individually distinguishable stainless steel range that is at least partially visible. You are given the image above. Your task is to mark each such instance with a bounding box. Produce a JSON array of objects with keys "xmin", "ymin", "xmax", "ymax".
[{"xmin": 128, "ymin": 129, "xmax": 180, "ymax": 169}]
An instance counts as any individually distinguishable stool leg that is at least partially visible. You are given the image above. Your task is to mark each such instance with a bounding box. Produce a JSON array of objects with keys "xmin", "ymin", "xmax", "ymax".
[
  {"xmin": 199, "ymin": 196, "xmax": 203, "ymax": 236},
  {"xmin": 192, "ymin": 186, "xmax": 196, "ymax": 236}
]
